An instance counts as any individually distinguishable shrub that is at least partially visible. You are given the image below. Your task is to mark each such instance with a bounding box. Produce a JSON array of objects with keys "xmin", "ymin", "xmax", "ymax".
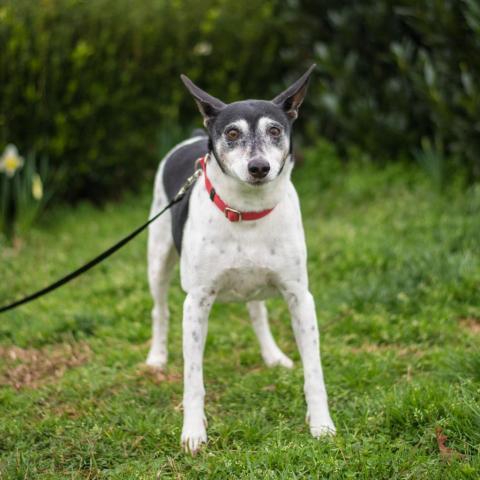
[
  {"xmin": 290, "ymin": 0, "xmax": 480, "ymax": 180},
  {"xmin": 0, "ymin": 0, "xmax": 292, "ymax": 202}
]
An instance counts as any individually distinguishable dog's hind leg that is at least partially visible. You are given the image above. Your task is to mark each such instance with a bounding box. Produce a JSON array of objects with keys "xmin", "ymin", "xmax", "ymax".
[
  {"xmin": 146, "ymin": 181, "xmax": 178, "ymax": 369},
  {"xmin": 247, "ymin": 301, "xmax": 293, "ymax": 368}
]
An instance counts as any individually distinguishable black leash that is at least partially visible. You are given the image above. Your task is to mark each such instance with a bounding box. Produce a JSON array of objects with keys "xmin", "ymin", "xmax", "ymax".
[{"xmin": 0, "ymin": 169, "xmax": 202, "ymax": 314}]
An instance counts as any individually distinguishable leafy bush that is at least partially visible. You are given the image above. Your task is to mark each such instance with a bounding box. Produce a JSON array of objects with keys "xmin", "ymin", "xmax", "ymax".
[
  {"xmin": 0, "ymin": 0, "xmax": 292, "ymax": 202},
  {"xmin": 291, "ymin": 0, "xmax": 480, "ymax": 181}
]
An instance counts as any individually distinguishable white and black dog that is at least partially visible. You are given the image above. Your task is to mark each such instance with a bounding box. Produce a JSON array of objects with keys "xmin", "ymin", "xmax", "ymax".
[{"xmin": 147, "ymin": 65, "xmax": 335, "ymax": 453}]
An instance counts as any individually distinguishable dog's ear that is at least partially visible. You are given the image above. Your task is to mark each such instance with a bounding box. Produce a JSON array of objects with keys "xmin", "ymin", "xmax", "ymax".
[
  {"xmin": 272, "ymin": 64, "xmax": 316, "ymax": 120},
  {"xmin": 181, "ymin": 74, "xmax": 226, "ymax": 127}
]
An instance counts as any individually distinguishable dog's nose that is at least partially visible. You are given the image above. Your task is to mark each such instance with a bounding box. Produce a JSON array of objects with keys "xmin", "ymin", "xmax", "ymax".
[{"xmin": 248, "ymin": 159, "xmax": 270, "ymax": 179}]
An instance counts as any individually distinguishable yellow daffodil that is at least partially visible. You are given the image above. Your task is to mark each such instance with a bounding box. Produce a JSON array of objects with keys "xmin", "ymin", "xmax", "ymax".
[
  {"xmin": 0, "ymin": 144, "xmax": 24, "ymax": 177},
  {"xmin": 32, "ymin": 173, "xmax": 44, "ymax": 200}
]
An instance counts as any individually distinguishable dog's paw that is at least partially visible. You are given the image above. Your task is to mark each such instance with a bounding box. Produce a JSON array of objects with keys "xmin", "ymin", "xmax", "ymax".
[
  {"xmin": 310, "ymin": 423, "xmax": 336, "ymax": 438},
  {"xmin": 306, "ymin": 411, "xmax": 336, "ymax": 438},
  {"xmin": 264, "ymin": 350, "xmax": 294, "ymax": 369},
  {"xmin": 145, "ymin": 351, "xmax": 167, "ymax": 370},
  {"xmin": 181, "ymin": 424, "xmax": 207, "ymax": 455}
]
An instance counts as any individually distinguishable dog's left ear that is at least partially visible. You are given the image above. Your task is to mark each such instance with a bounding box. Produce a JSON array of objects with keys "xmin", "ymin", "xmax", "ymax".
[
  {"xmin": 272, "ymin": 64, "xmax": 316, "ymax": 120},
  {"xmin": 181, "ymin": 74, "xmax": 226, "ymax": 127}
]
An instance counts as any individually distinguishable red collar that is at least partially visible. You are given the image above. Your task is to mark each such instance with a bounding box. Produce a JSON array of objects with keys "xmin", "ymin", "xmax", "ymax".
[{"xmin": 198, "ymin": 155, "xmax": 274, "ymax": 222}]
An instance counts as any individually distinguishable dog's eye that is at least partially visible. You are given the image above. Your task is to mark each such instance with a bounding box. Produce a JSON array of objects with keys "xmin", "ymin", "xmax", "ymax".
[
  {"xmin": 225, "ymin": 128, "xmax": 240, "ymax": 141},
  {"xmin": 268, "ymin": 126, "xmax": 281, "ymax": 137}
]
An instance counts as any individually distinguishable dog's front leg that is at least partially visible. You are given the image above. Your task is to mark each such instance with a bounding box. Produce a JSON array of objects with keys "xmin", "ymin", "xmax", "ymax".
[
  {"xmin": 181, "ymin": 288, "xmax": 214, "ymax": 454},
  {"xmin": 282, "ymin": 283, "xmax": 336, "ymax": 437}
]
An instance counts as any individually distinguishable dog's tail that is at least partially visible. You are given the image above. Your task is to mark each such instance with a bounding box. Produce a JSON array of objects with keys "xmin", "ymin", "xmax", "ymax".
[{"xmin": 190, "ymin": 128, "xmax": 208, "ymax": 138}]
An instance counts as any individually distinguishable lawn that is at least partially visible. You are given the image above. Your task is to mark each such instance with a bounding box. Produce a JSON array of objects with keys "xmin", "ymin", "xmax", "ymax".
[{"xmin": 1, "ymin": 143, "xmax": 479, "ymax": 478}]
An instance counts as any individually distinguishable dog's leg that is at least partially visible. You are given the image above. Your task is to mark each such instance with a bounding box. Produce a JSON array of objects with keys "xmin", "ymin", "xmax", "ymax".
[
  {"xmin": 181, "ymin": 288, "xmax": 214, "ymax": 454},
  {"xmin": 282, "ymin": 285, "xmax": 335, "ymax": 437},
  {"xmin": 247, "ymin": 301, "xmax": 293, "ymax": 368},
  {"xmin": 146, "ymin": 213, "xmax": 177, "ymax": 370}
]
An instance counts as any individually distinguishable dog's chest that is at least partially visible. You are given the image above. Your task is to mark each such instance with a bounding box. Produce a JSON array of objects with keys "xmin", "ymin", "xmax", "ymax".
[
  {"xmin": 182, "ymin": 237, "xmax": 286, "ymax": 302},
  {"xmin": 180, "ymin": 182, "xmax": 306, "ymax": 302},
  {"xmin": 214, "ymin": 267, "xmax": 277, "ymax": 302}
]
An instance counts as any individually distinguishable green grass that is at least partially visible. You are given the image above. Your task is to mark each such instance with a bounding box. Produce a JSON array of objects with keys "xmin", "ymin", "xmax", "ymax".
[{"xmin": 1, "ymin": 142, "xmax": 479, "ymax": 478}]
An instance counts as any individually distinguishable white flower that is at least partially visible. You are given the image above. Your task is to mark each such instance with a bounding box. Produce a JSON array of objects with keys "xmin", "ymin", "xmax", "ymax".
[
  {"xmin": 32, "ymin": 173, "xmax": 43, "ymax": 200},
  {"xmin": 0, "ymin": 144, "xmax": 24, "ymax": 177},
  {"xmin": 193, "ymin": 41, "xmax": 212, "ymax": 56}
]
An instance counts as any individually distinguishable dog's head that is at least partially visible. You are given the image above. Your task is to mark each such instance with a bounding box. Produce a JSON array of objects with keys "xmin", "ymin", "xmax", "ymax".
[{"xmin": 181, "ymin": 65, "xmax": 315, "ymax": 186}]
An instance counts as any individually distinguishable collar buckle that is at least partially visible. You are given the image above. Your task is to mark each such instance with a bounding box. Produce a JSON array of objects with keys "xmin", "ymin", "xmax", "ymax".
[{"xmin": 224, "ymin": 206, "xmax": 242, "ymax": 222}]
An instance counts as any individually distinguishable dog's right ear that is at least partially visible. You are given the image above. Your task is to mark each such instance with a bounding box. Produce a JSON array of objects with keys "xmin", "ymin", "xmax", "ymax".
[{"xmin": 181, "ymin": 74, "xmax": 226, "ymax": 127}]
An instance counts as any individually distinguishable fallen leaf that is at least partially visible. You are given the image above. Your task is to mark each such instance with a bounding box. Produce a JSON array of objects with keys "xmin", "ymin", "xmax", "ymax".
[{"xmin": 435, "ymin": 426, "xmax": 465, "ymax": 462}]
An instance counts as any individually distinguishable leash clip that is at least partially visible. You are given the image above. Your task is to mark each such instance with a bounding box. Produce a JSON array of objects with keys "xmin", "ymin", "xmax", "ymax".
[
  {"xmin": 174, "ymin": 168, "xmax": 202, "ymax": 201},
  {"xmin": 195, "ymin": 152, "xmax": 209, "ymax": 170}
]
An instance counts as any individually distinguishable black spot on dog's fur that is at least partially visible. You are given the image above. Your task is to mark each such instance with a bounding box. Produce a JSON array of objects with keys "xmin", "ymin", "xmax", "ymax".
[{"xmin": 162, "ymin": 133, "xmax": 209, "ymax": 254}]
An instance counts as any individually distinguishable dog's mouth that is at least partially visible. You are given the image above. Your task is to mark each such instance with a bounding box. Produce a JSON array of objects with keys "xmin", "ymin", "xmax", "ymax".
[
  {"xmin": 246, "ymin": 176, "xmax": 271, "ymax": 186},
  {"xmin": 231, "ymin": 174, "xmax": 270, "ymax": 187}
]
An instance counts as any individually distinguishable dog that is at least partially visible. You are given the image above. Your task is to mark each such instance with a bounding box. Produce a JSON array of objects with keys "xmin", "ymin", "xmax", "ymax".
[{"xmin": 146, "ymin": 64, "xmax": 335, "ymax": 453}]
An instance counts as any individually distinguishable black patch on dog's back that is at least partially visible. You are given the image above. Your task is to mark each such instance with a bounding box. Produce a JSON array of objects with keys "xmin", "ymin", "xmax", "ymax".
[{"xmin": 163, "ymin": 133, "xmax": 208, "ymax": 254}]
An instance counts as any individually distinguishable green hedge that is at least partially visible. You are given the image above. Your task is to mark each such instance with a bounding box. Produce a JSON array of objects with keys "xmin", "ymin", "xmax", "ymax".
[
  {"xmin": 1, "ymin": 0, "xmax": 479, "ymax": 202},
  {"xmin": 0, "ymin": 0, "xmax": 294, "ymax": 201},
  {"xmin": 292, "ymin": 0, "xmax": 480, "ymax": 182}
]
